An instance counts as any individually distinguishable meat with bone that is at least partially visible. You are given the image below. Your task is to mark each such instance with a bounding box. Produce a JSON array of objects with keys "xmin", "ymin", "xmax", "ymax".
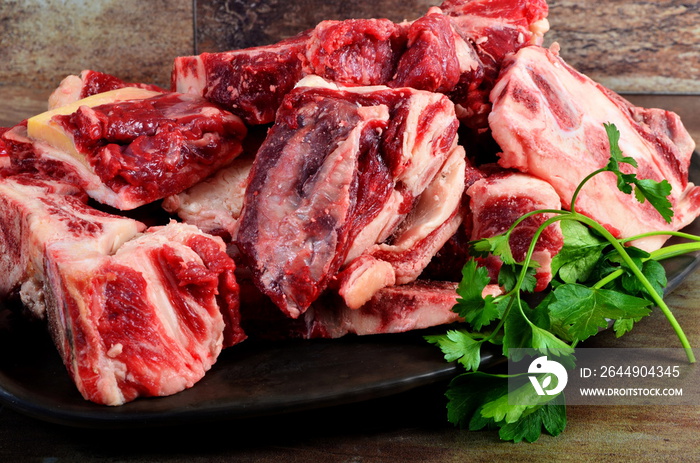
[
  {"xmin": 45, "ymin": 222, "xmax": 241, "ymax": 406},
  {"xmin": 467, "ymin": 166, "xmax": 563, "ymax": 291},
  {"xmin": 48, "ymin": 69, "xmax": 166, "ymax": 110},
  {"xmin": 236, "ymin": 77, "xmax": 462, "ymax": 318},
  {"xmin": 489, "ymin": 45, "xmax": 700, "ymax": 251},
  {"xmin": 7, "ymin": 89, "xmax": 247, "ymax": 210},
  {"xmin": 305, "ymin": 18, "xmax": 408, "ymax": 87},
  {"xmin": 0, "ymin": 174, "xmax": 244, "ymax": 405},
  {"xmin": 240, "ymin": 279, "xmax": 502, "ymax": 340},
  {"xmin": 162, "ymin": 153, "xmax": 254, "ymax": 242},
  {"xmin": 0, "ymin": 174, "xmax": 145, "ymax": 318},
  {"xmin": 336, "ymin": 141, "xmax": 467, "ymax": 308},
  {"xmin": 173, "ymin": 32, "xmax": 311, "ymax": 125},
  {"xmin": 236, "ymin": 83, "xmax": 393, "ymax": 318},
  {"xmin": 392, "ymin": 0, "xmax": 551, "ymax": 130},
  {"xmin": 171, "ymin": 0, "xmax": 549, "ymax": 130}
]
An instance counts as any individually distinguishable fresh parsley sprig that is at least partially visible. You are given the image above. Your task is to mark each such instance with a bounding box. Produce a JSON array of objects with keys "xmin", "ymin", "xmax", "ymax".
[{"xmin": 427, "ymin": 122, "xmax": 700, "ymax": 442}]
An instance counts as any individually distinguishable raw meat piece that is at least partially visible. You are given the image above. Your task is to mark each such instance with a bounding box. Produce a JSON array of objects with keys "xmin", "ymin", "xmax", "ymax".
[
  {"xmin": 172, "ymin": 32, "xmax": 311, "ymax": 125},
  {"xmin": 45, "ymin": 222, "xmax": 240, "ymax": 406},
  {"xmin": 12, "ymin": 90, "xmax": 247, "ymax": 210},
  {"xmin": 305, "ymin": 18, "xmax": 407, "ymax": 86},
  {"xmin": 171, "ymin": 0, "xmax": 549, "ymax": 129},
  {"xmin": 236, "ymin": 83, "xmax": 393, "ymax": 318},
  {"xmin": 391, "ymin": 8, "xmax": 481, "ymax": 94},
  {"xmin": 236, "ymin": 78, "xmax": 462, "ymax": 318},
  {"xmin": 239, "ymin": 279, "xmax": 503, "ymax": 340},
  {"xmin": 337, "ymin": 142, "xmax": 467, "ymax": 308},
  {"xmin": 162, "ymin": 153, "xmax": 254, "ymax": 242},
  {"xmin": 174, "ymin": 18, "xmax": 407, "ymax": 126},
  {"xmin": 440, "ymin": 0, "xmax": 550, "ymax": 129},
  {"xmin": 0, "ymin": 175, "xmax": 245, "ymax": 405},
  {"xmin": 489, "ymin": 45, "xmax": 700, "ymax": 251},
  {"xmin": 306, "ymin": 281, "xmax": 463, "ymax": 338},
  {"xmin": 467, "ymin": 166, "xmax": 563, "ymax": 291},
  {"xmin": 440, "ymin": 0, "xmax": 550, "ymax": 60},
  {"xmin": 48, "ymin": 69, "xmax": 165, "ymax": 110},
  {"xmin": 0, "ymin": 174, "xmax": 144, "ymax": 318}
]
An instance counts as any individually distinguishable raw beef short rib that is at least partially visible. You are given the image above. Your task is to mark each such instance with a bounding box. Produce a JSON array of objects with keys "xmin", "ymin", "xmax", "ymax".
[
  {"xmin": 236, "ymin": 82, "xmax": 394, "ymax": 318},
  {"xmin": 171, "ymin": 0, "xmax": 550, "ymax": 130},
  {"xmin": 0, "ymin": 174, "xmax": 244, "ymax": 405},
  {"xmin": 490, "ymin": 45, "xmax": 700, "ymax": 251},
  {"xmin": 236, "ymin": 77, "xmax": 464, "ymax": 318},
  {"xmin": 48, "ymin": 69, "xmax": 166, "ymax": 110},
  {"xmin": 7, "ymin": 90, "xmax": 247, "ymax": 210},
  {"xmin": 0, "ymin": 174, "xmax": 144, "ymax": 318},
  {"xmin": 467, "ymin": 166, "xmax": 564, "ymax": 291}
]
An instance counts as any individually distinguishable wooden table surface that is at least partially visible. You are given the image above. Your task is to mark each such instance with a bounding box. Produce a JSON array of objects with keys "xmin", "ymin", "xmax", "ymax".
[{"xmin": 0, "ymin": 88, "xmax": 698, "ymax": 462}]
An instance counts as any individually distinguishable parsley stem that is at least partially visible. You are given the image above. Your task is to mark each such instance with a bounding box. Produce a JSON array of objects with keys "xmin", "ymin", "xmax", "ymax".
[
  {"xmin": 592, "ymin": 242, "xmax": 700, "ymax": 290},
  {"xmin": 621, "ymin": 230, "xmax": 700, "ymax": 244},
  {"xmin": 650, "ymin": 242, "xmax": 700, "ymax": 261},
  {"xmin": 569, "ymin": 168, "xmax": 607, "ymax": 213},
  {"xmin": 504, "ymin": 209, "xmax": 566, "ymax": 236},
  {"xmin": 573, "ymin": 213, "xmax": 696, "ymax": 363},
  {"xmin": 593, "ymin": 269, "xmax": 623, "ymax": 290}
]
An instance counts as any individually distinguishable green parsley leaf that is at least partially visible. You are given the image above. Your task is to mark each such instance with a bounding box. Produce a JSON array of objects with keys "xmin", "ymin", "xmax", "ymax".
[
  {"xmin": 633, "ymin": 178, "xmax": 673, "ymax": 223},
  {"xmin": 548, "ymin": 284, "xmax": 652, "ymax": 342},
  {"xmin": 471, "ymin": 235, "xmax": 515, "ymax": 264},
  {"xmin": 502, "ymin": 299, "xmax": 572, "ymax": 360},
  {"xmin": 621, "ymin": 259, "xmax": 667, "ymax": 299},
  {"xmin": 604, "ymin": 122, "xmax": 638, "ymax": 170},
  {"xmin": 453, "ymin": 260, "xmax": 500, "ymax": 330},
  {"xmin": 612, "ymin": 316, "xmax": 646, "ymax": 338},
  {"xmin": 550, "ymin": 220, "xmax": 608, "ymax": 283},
  {"xmin": 498, "ymin": 394, "xmax": 567, "ymax": 443},
  {"xmin": 445, "ymin": 372, "xmax": 509, "ymax": 429},
  {"xmin": 425, "ymin": 329, "xmax": 482, "ymax": 371},
  {"xmin": 499, "ymin": 263, "xmax": 538, "ymax": 293},
  {"xmin": 603, "ymin": 122, "xmax": 674, "ymax": 223}
]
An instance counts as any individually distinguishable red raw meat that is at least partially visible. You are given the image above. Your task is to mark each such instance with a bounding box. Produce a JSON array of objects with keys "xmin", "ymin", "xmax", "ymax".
[
  {"xmin": 172, "ymin": 32, "xmax": 311, "ymax": 125},
  {"xmin": 440, "ymin": 0, "xmax": 549, "ymax": 128},
  {"xmin": 0, "ymin": 174, "xmax": 144, "ymax": 317},
  {"xmin": 489, "ymin": 45, "xmax": 700, "ymax": 251},
  {"xmin": 467, "ymin": 166, "xmax": 563, "ymax": 291},
  {"xmin": 0, "ymin": 174, "xmax": 245, "ymax": 405},
  {"xmin": 5, "ymin": 92, "xmax": 247, "ymax": 210},
  {"xmin": 239, "ymin": 279, "xmax": 503, "ymax": 340},
  {"xmin": 236, "ymin": 82, "xmax": 393, "ymax": 318},
  {"xmin": 171, "ymin": 0, "xmax": 550, "ymax": 130},
  {"xmin": 336, "ymin": 141, "xmax": 467, "ymax": 308},
  {"xmin": 236, "ymin": 78, "xmax": 462, "ymax": 318},
  {"xmin": 306, "ymin": 18, "xmax": 408, "ymax": 86},
  {"xmin": 391, "ymin": 8, "xmax": 480, "ymax": 94},
  {"xmin": 49, "ymin": 69, "xmax": 166, "ymax": 109}
]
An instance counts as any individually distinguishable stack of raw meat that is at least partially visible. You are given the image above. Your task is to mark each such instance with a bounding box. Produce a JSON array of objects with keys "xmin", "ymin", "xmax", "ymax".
[{"xmin": 0, "ymin": 0, "xmax": 697, "ymax": 405}]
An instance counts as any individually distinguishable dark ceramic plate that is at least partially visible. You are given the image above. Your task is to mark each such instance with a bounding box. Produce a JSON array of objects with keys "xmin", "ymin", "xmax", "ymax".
[{"xmin": 1, "ymin": 158, "xmax": 699, "ymax": 429}]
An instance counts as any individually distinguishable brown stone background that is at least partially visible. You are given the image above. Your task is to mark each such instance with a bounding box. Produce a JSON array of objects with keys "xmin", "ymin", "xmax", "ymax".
[{"xmin": 0, "ymin": 0, "xmax": 698, "ymax": 93}]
